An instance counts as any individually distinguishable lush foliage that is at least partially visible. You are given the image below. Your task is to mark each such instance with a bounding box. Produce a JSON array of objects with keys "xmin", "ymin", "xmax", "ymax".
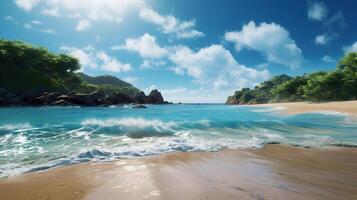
[
  {"xmin": 0, "ymin": 39, "xmax": 138, "ymax": 95},
  {"xmin": 227, "ymin": 52, "xmax": 357, "ymax": 104}
]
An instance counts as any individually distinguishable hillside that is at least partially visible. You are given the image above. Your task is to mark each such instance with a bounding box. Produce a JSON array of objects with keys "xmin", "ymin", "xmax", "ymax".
[
  {"xmin": 0, "ymin": 39, "xmax": 166, "ymax": 106},
  {"xmin": 0, "ymin": 39, "xmax": 138, "ymax": 94},
  {"xmin": 226, "ymin": 52, "xmax": 357, "ymax": 104}
]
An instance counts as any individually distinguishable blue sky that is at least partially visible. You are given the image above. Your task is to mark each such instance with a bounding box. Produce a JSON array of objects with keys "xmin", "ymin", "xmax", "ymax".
[{"xmin": 1, "ymin": 0, "xmax": 357, "ymax": 103}]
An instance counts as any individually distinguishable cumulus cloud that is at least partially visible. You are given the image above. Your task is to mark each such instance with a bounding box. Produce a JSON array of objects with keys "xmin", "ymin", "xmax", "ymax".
[
  {"xmin": 169, "ymin": 44, "xmax": 270, "ymax": 92},
  {"xmin": 60, "ymin": 45, "xmax": 131, "ymax": 73},
  {"xmin": 139, "ymin": 8, "xmax": 204, "ymax": 39},
  {"xmin": 224, "ymin": 21, "xmax": 303, "ymax": 69},
  {"xmin": 15, "ymin": 0, "xmax": 145, "ymax": 31},
  {"xmin": 307, "ymin": 1, "xmax": 328, "ymax": 21},
  {"xmin": 112, "ymin": 33, "xmax": 168, "ymax": 58},
  {"xmin": 15, "ymin": 0, "xmax": 41, "ymax": 11},
  {"xmin": 343, "ymin": 41, "xmax": 357, "ymax": 54},
  {"xmin": 322, "ymin": 55, "xmax": 336, "ymax": 63}
]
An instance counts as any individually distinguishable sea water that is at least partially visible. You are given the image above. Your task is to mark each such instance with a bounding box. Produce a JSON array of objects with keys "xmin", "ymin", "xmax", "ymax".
[{"xmin": 0, "ymin": 104, "xmax": 356, "ymax": 178}]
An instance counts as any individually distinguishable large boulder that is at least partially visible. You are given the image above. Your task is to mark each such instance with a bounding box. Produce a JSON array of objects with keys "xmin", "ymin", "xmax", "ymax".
[
  {"xmin": 68, "ymin": 91, "xmax": 105, "ymax": 106},
  {"xmin": 148, "ymin": 89, "xmax": 164, "ymax": 104},
  {"xmin": 133, "ymin": 91, "xmax": 148, "ymax": 104},
  {"xmin": 50, "ymin": 100, "xmax": 74, "ymax": 106},
  {"xmin": 33, "ymin": 92, "xmax": 59, "ymax": 105}
]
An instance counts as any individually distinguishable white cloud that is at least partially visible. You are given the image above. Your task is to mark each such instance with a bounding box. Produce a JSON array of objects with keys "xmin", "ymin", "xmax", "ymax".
[
  {"xmin": 76, "ymin": 19, "xmax": 91, "ymax": 31},
  {"xmin": 24, "ymin": 20, "xmax": 42, "ymax": 29},
  {"xmin": 113, "ymin": 33, "xmax": 168, "ymax": 58},
  {"xmin": 315, "ymin": 33, "xmax": 336, "ymax": 45},
  {"xmin": 343, "ymin": 41, "xmax": 357, "ymax": 54},
  {"xmin": 224, "ymin": 21, "xmax": 303, "ymax": 69},
  {"xmin": 140, "ymin": 59, "xmax": 166, "ymax": 69},
  {"xmin": 60, "ymin": 45, "xmax": 131, "ymax": 73},
  {"xmin": 307, "ymin": 1, "xmax": 328, "ymax": 21},
  {"xmin": 15, "ymin": 0, "xmax": 41, "ymax": 11},
  {"xmin": 40, "ymin": 28, "xmax": 56, "ymax": 34},
  {"xmin": 41, "ymin": 7, "xmax": 59, "ymax": 16},
  {"xmin": 15, "ymin": 0, "xmax": 145, "ymax": 30},
  {"xmin": 139, "ymin": 8, "xmax": 204, "ymax": 39},
  {"xmin": 169, "ymin": 44, "xmax": 270, "ymax": 92},
  {"xmin": 322, "ymin": 55, "xmax": 336, "ymax": 63}
]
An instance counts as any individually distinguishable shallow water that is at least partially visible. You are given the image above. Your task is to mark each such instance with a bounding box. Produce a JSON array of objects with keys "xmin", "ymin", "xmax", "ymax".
[{"xmin": 0, "ymin": 104, "xmax": 356, "ymax": 177}]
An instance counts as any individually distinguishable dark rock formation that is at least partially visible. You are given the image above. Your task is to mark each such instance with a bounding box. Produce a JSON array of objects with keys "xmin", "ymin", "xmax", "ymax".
[
  {"xmin": 133, "ymin": 91, "xmax": 147, "ymax": 104},
  {"xmin": 132, "ymin": 104, "xmax": 147, "ymax": 109},
  {"xmin": 0, "ymin": 88, "xmax": 169, "ymax": 107},
  {"xmin": 147, "ymin": 89, "xmax": 164, "ymax": 104},
  {"xmin": 51, "ymin": 100, "xmax": 74, "ymax": 106}
]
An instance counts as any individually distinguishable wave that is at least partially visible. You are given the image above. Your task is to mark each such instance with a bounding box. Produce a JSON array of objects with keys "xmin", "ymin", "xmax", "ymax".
[
  {"xmin": 253, "ymin": 106, "xmax": 287, "ymax": 113},
  {"xmin": 0, "ymin": 123, "xmax": 32, "ymax": 131},
  {"xmin": 81, "ymin": 118, "xmax": 178, "ymax": 138}
]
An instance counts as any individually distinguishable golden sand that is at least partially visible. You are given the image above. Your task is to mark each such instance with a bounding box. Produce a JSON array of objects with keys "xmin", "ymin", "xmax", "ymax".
[
  {"xmin": 253, "ymin": 100, "xmax": 357, "ymax": 115},
  {"xmin": 1, "ymin": 145, "xmax": 357, "ymax": 200}
]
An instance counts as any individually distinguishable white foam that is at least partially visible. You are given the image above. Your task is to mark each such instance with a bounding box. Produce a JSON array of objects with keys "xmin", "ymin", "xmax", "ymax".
[
  {"xmin": 81, "ymin": 118, "xmax": 177, "ymax": 132},
  {"xmin": 253, "ymin": 106, "xmax": 287, "ymax": 113},
  {"xmin": 312, "ymin": 111, "xmax": 350, "ymax": 116},
  {"xmin": 0, "ymin": 123, "xmax": 32, "ymax": 131}
]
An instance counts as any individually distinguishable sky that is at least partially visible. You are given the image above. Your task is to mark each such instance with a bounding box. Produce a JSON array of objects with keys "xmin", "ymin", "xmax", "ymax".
[{"xmin": 1, "ymin": 0, "xmax": 357, "ymax": 103}]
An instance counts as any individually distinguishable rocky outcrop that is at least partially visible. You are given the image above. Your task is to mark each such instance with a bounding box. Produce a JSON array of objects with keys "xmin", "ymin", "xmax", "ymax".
[
  {"xmin": 147, "ymin": 89, "xmax": 164, "ymax": 104},
  {"xmin": 0, "ymin": 88, "xmax": 169, "ymax": 107},
  {"xmin": 50, "ymin": 100, "xmax": 74, "ymax": 106}
]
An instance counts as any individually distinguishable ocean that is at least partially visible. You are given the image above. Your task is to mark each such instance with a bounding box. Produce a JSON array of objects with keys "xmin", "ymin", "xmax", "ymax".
[{"xmin": 0, "ymin": 104, "xmax": 356, "ymax": 178}]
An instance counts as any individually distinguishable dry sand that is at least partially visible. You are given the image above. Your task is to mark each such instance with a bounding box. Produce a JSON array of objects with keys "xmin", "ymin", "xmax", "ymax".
[
  {"xmin": 1, "ymin": 145, "xmax": 357, "ymax": 200},
  {"xmin": 253, "ymin": 100, "xmax": 357, "ymax": 115}
]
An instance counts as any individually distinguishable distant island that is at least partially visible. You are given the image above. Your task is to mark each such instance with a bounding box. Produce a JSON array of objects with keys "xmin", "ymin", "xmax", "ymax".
[
  {"xmin": 226, "ymin": 52, "xmax": 357, "ymax": 104},
  {"xmin": 0, "ymin": 39, "xmax": 169, "ymax": 106}
]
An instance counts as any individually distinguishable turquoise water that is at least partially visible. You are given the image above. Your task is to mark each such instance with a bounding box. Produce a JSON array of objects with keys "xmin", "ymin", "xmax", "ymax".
[{"xmin": 0, "ymin": 104, "xmax": 356, "ymax": 177}]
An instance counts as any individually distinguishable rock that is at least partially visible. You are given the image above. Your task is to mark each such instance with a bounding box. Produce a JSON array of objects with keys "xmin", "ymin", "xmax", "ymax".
[
  {"xmin": 133, "ymin": 91, "xmax": 148, "ymax": 104},
  {"xmin": 132, "ymin": 104, "xmax": 147, "ymax": 109},
  {"xmin": 0, "ymin": 88, "xmax": 7, "ymax": 95},
  {"xmin": 34, "ymin": 92, "xmax": 59, "ymax": 105},
  {"xmin": 55, "ymin": 95, "xmax": 69, "ymax": 101},
  {"xmin": 97, "ymin": 97, "xmax": 112, "ymax": 106},
  {"xmin": 110, "ymin": 93, "xmax": 133, "ymax": 104},
  {"xmin": 50, "ymin": 100, "xmax": 74, "ymax": 106},
  {"xmin": 68, "ymin": 91, "xmax": 105, "ymax": 105},
  {"xmin": 148, "ymin": 89, "xmax": 164, "ymax": 104}
]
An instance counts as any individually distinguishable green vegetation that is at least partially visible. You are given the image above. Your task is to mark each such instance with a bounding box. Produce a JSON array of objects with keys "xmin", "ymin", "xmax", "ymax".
[
  {"xmin": 0, "ymin": 39, "xmax": 138, "ymax": 96},
  {"xmin": 227, "ymin": 52, "xmax": 357, "ymax": 104}
]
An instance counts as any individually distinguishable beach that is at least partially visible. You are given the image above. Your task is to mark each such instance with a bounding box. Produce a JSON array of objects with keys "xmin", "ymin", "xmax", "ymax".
[
  {"xmin": 1, "ymin": 102, "xmax": 357, "ymax": 200},
  {"xmin": 254, "ymin": 100, "xmax": 357, "ymax": 115},
  {"xmin": 0, "ymin": 145, "xmax": 357, "ymax": 200}
]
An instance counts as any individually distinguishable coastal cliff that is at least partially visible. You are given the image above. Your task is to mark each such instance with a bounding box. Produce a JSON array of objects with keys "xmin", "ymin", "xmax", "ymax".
[{"xmin": 226, "ymin": 52, "xmax": 357, "ymax": 104}]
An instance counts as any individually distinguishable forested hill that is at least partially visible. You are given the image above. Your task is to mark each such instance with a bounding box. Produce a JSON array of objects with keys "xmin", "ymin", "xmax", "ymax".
[
  {"xmin": 0, "ymin": 39, "xmax": 138, "ymax": 95},
  {"xmin": 226, "ymin": 52, "xmax": 357, "ymax": 104},
  {"xmin": 0, "ymin": 39, "xmax": 166, "ymax": 106}
]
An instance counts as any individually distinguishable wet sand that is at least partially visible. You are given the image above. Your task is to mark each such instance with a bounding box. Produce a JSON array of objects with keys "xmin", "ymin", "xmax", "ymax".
[
  {"xmin": 253, "ymin": 100, "xmax": 357, "ymax": 115},
  {"xmin": 1, "ymin": 145, "xmax": 357, "ymax": 200}
]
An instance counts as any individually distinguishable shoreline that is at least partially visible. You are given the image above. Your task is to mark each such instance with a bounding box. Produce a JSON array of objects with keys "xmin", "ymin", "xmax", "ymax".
[
  {"xmin": 250, "ymin": 100, "xmax": 357, "ymax": 115},
  {"xmin": 1, "ymin": 145, "xmax": 357, "ymax": 200}
]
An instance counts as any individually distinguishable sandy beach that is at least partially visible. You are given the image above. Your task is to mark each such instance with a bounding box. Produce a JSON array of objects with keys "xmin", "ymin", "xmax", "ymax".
[
  {"xmin": 1, "ymin": 145, "xmax": 357, "ymax": 200},
  {"xmin": 253, "ymin": 100, "xmax": 357, "ymax": 115}
]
